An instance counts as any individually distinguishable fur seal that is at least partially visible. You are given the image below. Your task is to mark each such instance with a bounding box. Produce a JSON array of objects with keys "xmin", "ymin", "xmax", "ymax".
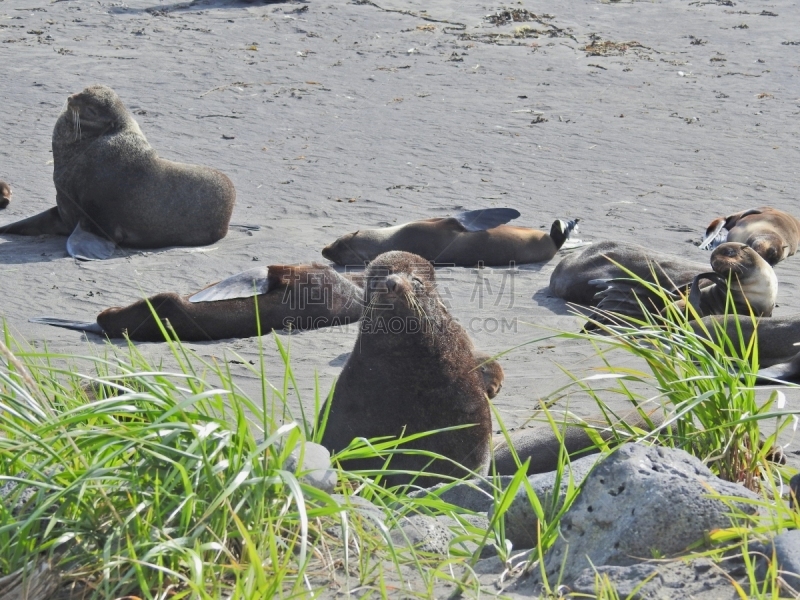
[
  {"xmin": 0, "ymin": 181, "xmax": 10, "ymax": 209},
  {"xmin": 321, "ymin": 209, "xmax": 578, "ymax": 267},
  {"xmin": 692, "ymin": 314, "xmax": 800, "ymax": 382},
  {"xmin": 549, "ymin": 241, "xmax": 707, "ymax": 306},
  {"xmin": 318, "ymin": 251, "xmax": 494, "ymax": 487},
  {"xmin": 31, "ymin": 264, "xmax": 362, "ymax": 342},
  {"xmin": 699, "ymin": 207, "xmax": 800, "ymax": 265},
  {"xmin": 687, "ymin": 242, "xmax": 777, "ymax": 318},
  {"xmin": 0, "ymin": 85, "xmax": 236, "ymax": 260},
  {"xmin": 492, "ymin": 408, "xmax": 665, "ymax": 475}
]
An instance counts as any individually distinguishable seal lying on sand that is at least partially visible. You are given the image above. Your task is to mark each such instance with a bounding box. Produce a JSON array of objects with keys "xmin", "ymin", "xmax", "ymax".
[
  {"xmin": 699, "ymin": 206, "xmax": 800, "ymax": 265},
  {"xmin": 318, "ymin": 251, "xmax": 496, "ymax": 487},
  {"xmin": 556, "ymin": 242, "xmax": 777, "ymax": 328},
  {"xmin": 492, "ymin": 408, "xmax": 664, "ymax": 475},
  {"xmin": 321, "ymin": 209, "xmax": 578, "ymax": 267},
  {"xmin": 0, "ymin": 181, "xmax": 11, "ymax": 209},
  {"xmin": 692, "ymin": 313, "xmax": 800, "ymax": 382},
  {"xmin": 31, "ymin": 264, "xmax": 362, "ymax": 342},
  {"xmin": 549, "ymin": 241, "xmax": 707, "ymax": 306},
  {"xmin": 0, "ymin": 85, "xmax": 236, "ymax": 260}
]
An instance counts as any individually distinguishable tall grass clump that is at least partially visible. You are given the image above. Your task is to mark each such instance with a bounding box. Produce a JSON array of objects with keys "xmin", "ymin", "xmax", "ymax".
[
  {"xmin": 0, "ymin": 327, "xmax": 527, "ymax": 599},
  {"xmin": 558, "ymin": 269, "xmax": 796, "ymax": 489}
]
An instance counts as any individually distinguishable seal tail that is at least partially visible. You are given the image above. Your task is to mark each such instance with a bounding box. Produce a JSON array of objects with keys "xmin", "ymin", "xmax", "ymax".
[
  {"xmin": 29, "ymin": 316, "xmax": 105, "ymax": 335},
  {"xmin": 699, "ymin": 217, "xmax": 728, "ymax": 251}
]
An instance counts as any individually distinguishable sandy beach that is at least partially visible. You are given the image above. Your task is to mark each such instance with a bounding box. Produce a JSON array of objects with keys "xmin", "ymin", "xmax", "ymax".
[{"xmin": 1, "ymin": 0, "xmax": 799, "ymax": 438}]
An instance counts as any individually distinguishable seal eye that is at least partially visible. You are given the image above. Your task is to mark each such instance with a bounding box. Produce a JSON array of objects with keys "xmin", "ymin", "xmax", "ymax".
[{"xmin": 412, "ymin": 276, "xmax": 423, "ymax": 288}]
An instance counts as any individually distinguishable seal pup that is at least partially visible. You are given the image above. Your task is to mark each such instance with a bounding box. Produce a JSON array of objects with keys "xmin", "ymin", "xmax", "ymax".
[
  {"xmin": 549, "ymin": 241, "xmax": 707, "ymax": 306},
  {"xmin": 687, "ymin": 242, "xmax": 777, "ymax": 318},
  {"xmin": 0, "ymin": 181, "xmax": 10, "ymax": 209},
  {"xmin": 475, "ymin": 351, "xmax": 504, "ymax": 399},
  {"xmin": 31, "ymin": 264, "xmax": 362, "ymax": 342},
  {"xmin": 321, "ymin": 209, "xmax": 578, "ymax": 267},
  {"xmin": 318, "ymin": 251, "xmax": 493, "ymax": 487},
  {"xmin": 699, "ymin": 207, "xmax": 800, "ymax": 266},
  {"xmin": 0, "ymin": 85, "xmax": 236, "ymax": 260}
]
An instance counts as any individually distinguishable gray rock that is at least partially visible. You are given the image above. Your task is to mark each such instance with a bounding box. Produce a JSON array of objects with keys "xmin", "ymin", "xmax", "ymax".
[
  {"xmin": 284, "ymin": 441, "xmax": 337, "ymax": 493},
  {"xmin": 569, "ymin": 558, "xmax": 742, "ymax": 600},
  {"xmin": 391, "ymin": 514, "xmax": 454, "ymax": 555},
  {"xmin": 491, "ymin": 454, "xmax": 600, "ymax": 550},
  {"xmin": 771, "ymin": 529, "xmax": 800, "ymax": 590},
  {"xmin": 408, "ymin": 476, "xmax": 514, "ymax": 513},
  {"xmin": 539, "ymin": 443, "xmax": 760, "ymax": 585}
]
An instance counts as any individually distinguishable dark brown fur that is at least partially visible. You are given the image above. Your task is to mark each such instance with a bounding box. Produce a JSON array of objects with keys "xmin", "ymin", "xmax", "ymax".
[
  {"xmin": 0, "ymin": 85, "xmax": 235, "ymax": 248},
  {"xmin": 318, "ymin": 251, "xmax": 493, "ymax": 487},
  {"xmin": 98, "ymin": 265, "xmax": 361, "ymax": 341}
]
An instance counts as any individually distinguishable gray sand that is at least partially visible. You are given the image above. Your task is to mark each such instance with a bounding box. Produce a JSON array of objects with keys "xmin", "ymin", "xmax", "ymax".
[{"xmin": 1, "ymin": 0, "xmax": 799, "ymax": 437}]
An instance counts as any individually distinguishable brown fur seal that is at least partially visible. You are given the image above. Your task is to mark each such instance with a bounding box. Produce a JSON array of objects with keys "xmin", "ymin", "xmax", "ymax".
[
  {"xmin": 549, "ymin": 241, "xmax": 707, "ymax": 306},
  {"xmin": 692, "ymin": 314, "xmax": 800, "ymax": 382},
  {"xmin": 31, "ymin": 264, "xmax": 362, "ymax": 342},
  {"xmin": 492, "ymin": 408, "xmax": 665, "ymax": 475},
  {"xmin": 0, "ymin": 181, "xmax": 10, "ymax": 209},
  {"xmin": 687, "ymin": 242, "xmax": 777, "ymax": 318},
  {"xmin": 699, "ymin": 207, "xmax": 800, "ymax": 266},
  {"xmin": 0, "ymin": 85, "xmax": 236, "ymax": 260},
  {"xmin": 475, "ymin": 351, "xmax": 504, "ymax": 399},
  {"xmin": 321, "ymin": 209, "xmax": 578, "ymax": 267},
  {"xmin": 318, "ymin": 251, "xmax": 494, "ymax": 487}
]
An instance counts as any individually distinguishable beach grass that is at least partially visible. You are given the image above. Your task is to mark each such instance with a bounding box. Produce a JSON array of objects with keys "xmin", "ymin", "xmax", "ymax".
[{"xmin": 1, "ymin": 286, "xmax": 798, "ymax": 599}]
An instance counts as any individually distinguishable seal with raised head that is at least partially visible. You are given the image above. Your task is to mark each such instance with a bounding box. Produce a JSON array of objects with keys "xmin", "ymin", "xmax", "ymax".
[
  {"xmin": 318, "ymin": 251, "xmax": 494, "ymax": 487},
  {"xmin": 0, "ymin": 85, "xmax": 236, "ymax": 260},
  {"xmin": 687, "ymin": 242, "xmax": 777, "ymax": 317},
  {"xmin": 699, "ymin": 207, "xmax": 800, "ymax": 266},
  {"xmin": 321, "ymin": 209, "xmax": 578, "ymax": 267},
  {"xmin": 31, "ymin": 264, "xmax": 362, "ymax": 342},
  {"xmin": 0, "ymin": 181, "xmax": 11, "ymax": 209}
]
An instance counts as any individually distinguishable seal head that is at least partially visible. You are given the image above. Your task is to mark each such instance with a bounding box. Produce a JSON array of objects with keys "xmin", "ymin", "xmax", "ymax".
[{"xmin": 0, "ymin": 181, "xmax": 11, "ymax": 209}]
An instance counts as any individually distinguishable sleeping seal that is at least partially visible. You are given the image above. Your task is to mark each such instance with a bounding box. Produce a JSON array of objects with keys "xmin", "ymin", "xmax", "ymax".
[
  {"xmin": 318, "ymin": 251, "xmax": 495, "ymax": 487},
  {"xmin": 0, "ymin": 181, "xmax": 10, "ymax": 209},
  {"xmin": 0, "ymin": 85, "xmax": 236, "ymax": 260},
  {"xmin": 321, "ymin": 209, "xmax": 578, "ymax": 267},
  {"xmin": 549, "ymin": 241, "xmax": 707, "ymax": 305},
  {"xmin": 31, "ymin": 264, "xmax": 362, "ymax": 342},
  {"xmin": 699, "ymin": 206, "xmax": 800, "ymax": 266}
]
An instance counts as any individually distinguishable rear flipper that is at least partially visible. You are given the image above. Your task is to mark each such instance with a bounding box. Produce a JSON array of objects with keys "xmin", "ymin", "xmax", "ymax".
[
  {"xmin": 67, "ymin": 223, "xmax": 117, "ymax": 261},
  {"xmin": 0, "ymin": 207, "xmax": 73, "ymax": 236},
  {"xmin": 757, "ymin": 352, "xmax": 800, "ymax": 384},
  {"xmin": 189, "ymin": 266, "xmax": 270, "ymax": 302},
  {"xmin": 29, "ymin": 316, "xmax": 105, "ymax": 336}
]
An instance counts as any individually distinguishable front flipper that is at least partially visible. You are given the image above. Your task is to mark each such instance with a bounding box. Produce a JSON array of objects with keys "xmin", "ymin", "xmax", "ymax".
[
  {"xmin": 29, "ymin": 316, "xmax": 105, "ymax": 335},
  {"xmin": 66, "ymin": 223, "xmax": 116, "ymax": 261},
  {"xmin": 0, "ymin": 207, "xmax": 73, "ymax": 236},
  {"xmin": 688, "ymin": 272, "xmax": 725, "ymax": 316},
  {"xmin": 188, "ymin": 266, "xmax": 270, "ymax": 303},
  {"xmin": 452, "ymin": 208, "xmax": 521, "ymax": 232}
]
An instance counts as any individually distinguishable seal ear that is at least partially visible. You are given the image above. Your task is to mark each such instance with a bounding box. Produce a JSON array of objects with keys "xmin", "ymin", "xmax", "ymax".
[
  {"xmin": 188, "ymin": 266, "xmax": 270, "ymax": 303},
  {"xmin": 452, "ymin": 208, "xmax": 521, "ymax": 232}
]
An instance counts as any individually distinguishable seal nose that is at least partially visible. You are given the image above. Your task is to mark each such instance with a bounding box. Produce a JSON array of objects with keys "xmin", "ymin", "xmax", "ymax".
[{"xmin": 386, "ymin": 274, "xmax": 402, "ymax": 293}]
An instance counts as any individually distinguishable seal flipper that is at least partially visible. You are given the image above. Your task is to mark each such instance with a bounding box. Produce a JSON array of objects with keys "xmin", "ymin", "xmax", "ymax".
[
  {"xmin": 452, "ymin": 208, "xmax": 521, "ymax": 232},
  {"xmin": 66, "ymin": 223, "xmax": 116, "ymax": 261},
  {"xmin": 0, "ymin": 206, "xmax": 73, "ymax": 236},
  {"xmin": 756, "ymin": 351, "xmax": 800, "ymax": 384},
  {"xmin": 188, "ymin": 266, "xmax": 271, "ymax": 303},
  {"xmin": 699, "ymin": 218, "xmax": 728, "ymax": 251},
  {"xmin": 688, "ymin": 272, "xmax": 725, "ymax": 316},
  {"xmin": 29, "ymin": 316, "xmax": 105, "ymax": 335}
]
